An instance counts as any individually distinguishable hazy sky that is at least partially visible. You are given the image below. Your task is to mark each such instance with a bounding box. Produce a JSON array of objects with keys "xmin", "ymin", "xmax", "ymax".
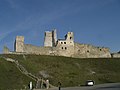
[{"xmin": 0, "ymin": 0, "xmax": 120, "ymax": 53}]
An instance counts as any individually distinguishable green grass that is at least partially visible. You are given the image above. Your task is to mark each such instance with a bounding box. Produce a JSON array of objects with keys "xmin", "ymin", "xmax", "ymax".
[
  {"xmin": 1, "ymin": 54, "xmax": 120, "ymax": 88},
  {"xmin": 0, "ymin": 56, "xmax": 35, "ymax": 90}
]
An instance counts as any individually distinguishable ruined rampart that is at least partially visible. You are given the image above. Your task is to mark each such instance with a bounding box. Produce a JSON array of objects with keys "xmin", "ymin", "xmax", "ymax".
[
  {"xmin": 24, "ymin": 44, "xmax": 52, "ymax": 55},
  {"xmin": 74, "ymin": 43, "xmax": 111, "ymax": 58},
  {"xmin": 13, "ymin": 43, "xmax": 111, "ymax": 58},
  {"xmin": 111, "ymin": 53, "xmax": 120, "ymax": 58},
  {"xmin": 3, "ymin": 30, "xmax": 113, "ymax": 58}
]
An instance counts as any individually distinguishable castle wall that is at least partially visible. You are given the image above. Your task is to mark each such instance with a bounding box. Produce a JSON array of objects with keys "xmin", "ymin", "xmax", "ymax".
[
  {"xmin": 55, "ymin": 40, "xmax": 74, "ymax": 57},
  {"xmin": 23, "ymin": 43, "xmax": 111, "ymax": 58},
  {"xmin": 12, "ymin": 30, "xmax": 112, "ymax": 58},
  {"xmin": 74, "ymin": 43, "xmax": 111, "ymax": 58},
  {"xmin": 24, "ymin": 44, "xmax": 53, "ymax": 55},
  {"xmin": 24, "ymin": 43, "xmax": 74, "ymax": 57},
  {"xmin": 111, "ymin": 53, "xmax": 120, "ymax": 58}
]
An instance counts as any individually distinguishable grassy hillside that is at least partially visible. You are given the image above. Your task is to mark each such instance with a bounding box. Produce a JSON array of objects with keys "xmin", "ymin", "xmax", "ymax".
[
  {"xmin": 0, "ymin": 56, "xmax": 35, "ymax": 90},
  {"xmin": 0, "ymin": 54, "xmax": 120, "ymax": 89}
]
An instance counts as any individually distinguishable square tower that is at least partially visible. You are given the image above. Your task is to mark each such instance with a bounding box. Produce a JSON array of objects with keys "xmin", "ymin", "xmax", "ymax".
[
  {"xmin": 44, "ymin": 31, "xmax": 52, "ymax": 47},
  {"xmin": 44, "ymin": 29, "xmax": 57, "ymax": 47},
  {"xmin": 14, "ymin": 36, "xmax": 24, "ymax": 52}
]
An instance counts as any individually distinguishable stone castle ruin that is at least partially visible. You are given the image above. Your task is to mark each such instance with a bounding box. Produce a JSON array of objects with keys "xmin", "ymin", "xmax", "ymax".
[{"xmin": 3, "ymin": 29, "xmax": 116, "ymax": 58}]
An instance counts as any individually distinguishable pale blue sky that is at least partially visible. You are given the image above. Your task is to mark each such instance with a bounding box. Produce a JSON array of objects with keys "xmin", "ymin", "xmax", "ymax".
[{"xmin": 0, "ymin": 0, "xmax": 120, "ymax": 53}]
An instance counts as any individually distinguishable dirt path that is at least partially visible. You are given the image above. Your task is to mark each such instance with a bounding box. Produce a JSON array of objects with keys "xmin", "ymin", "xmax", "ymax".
[{"xmin": 1, "ymin": 56, "xmax": 55, "ymax": 89}]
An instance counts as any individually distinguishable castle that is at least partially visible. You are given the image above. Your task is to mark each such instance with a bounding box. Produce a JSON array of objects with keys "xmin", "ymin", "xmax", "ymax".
[{"xmin": 3, "ymin": 29, "xmax": 120, "ymax": 58}]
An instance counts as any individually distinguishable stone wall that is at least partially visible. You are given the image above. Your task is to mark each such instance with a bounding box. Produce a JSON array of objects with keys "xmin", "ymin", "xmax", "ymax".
[
  {"xmin": 74, "ymin": 43, "xmax": 111, "ymax": 58},
  {"xmin": 22, "ymin": 43, "xmax": 111, "ymax": 58},
  {"xmin": 11, "ymin": 30, "xmax": 112, "ymax": 58},
  {"xmin": 111, "ymin": 53, "xmax": 120, "ymax": 58},
  {"xmin": 54, "ymin": 32, "xmax": 75, "ymax": 57},
  {"xmin": 23, "ymin": 44, "xmax": 74, "ymax": 57},
  {"xmin": 24, "ymin": 44, "xmax": 53, "ymax": 55}
]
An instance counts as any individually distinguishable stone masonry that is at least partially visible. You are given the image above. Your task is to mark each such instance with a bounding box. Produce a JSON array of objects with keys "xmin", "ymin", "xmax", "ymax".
[
  {"xmin": 44, "ymin": 29, "xmax": 57, "ymax": 47},
  {"xmin": 14, "ymin": 36, "xmax": 24, "ymax": 53},
  {"xmin": 4, "ymin": 29, "xmax": 113, "ymax": 58}
]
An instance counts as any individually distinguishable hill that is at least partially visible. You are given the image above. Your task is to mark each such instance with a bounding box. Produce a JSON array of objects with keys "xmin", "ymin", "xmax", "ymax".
[
  {"xmin": 0, "ymin": 54, "xmax": 120, "ymax": 89},
  {"xmin": 0, "ymin": 55, "xmax": 35, "ymax": 90}
]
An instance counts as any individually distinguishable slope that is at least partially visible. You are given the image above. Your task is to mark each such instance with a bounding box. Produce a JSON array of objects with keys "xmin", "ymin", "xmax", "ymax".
[{"xmin": 1, "ymin": 54, "xmax": 120, "ymax": 88}]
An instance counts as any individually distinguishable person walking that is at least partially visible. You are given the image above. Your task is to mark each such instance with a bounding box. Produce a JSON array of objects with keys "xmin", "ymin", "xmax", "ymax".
[
  {"xmin": 58, "ymin": 82, "xmax": 61, "ymax": 90},
  {"xmin": 46, "ymin": 79, "xmax": 49, "ymax": 89}
]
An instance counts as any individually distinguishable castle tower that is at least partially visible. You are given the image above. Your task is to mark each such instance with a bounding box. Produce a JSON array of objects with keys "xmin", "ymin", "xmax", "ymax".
[
  {"xmin": 65, "ymin": 32, "xmax": 74, "ymax": 43},
  {"xmin": 52, "ymin": 29, "xmax": 57, "ymax": 47},
  {"xmin": 44, "ymin": 31, "xmax": 52, "ymax": 47},
  {"xmin": 14, "ymin": 36, "xmax": 24, "ymax": 52},
  {"xmin": 44, "ymin": 29, "xmax": 57, "ymax": 47}
]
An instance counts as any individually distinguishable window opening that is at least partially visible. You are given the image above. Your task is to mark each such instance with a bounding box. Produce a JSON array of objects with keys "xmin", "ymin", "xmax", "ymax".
[{"xmin": 65, "ymin": 47, "xmax": 67, "ymax": 50}]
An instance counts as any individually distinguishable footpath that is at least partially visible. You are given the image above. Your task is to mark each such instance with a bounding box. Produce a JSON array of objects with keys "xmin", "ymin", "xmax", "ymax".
[{"xmin": 1, "ymin": 56, "xmax": 55, "ymax": 89}]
